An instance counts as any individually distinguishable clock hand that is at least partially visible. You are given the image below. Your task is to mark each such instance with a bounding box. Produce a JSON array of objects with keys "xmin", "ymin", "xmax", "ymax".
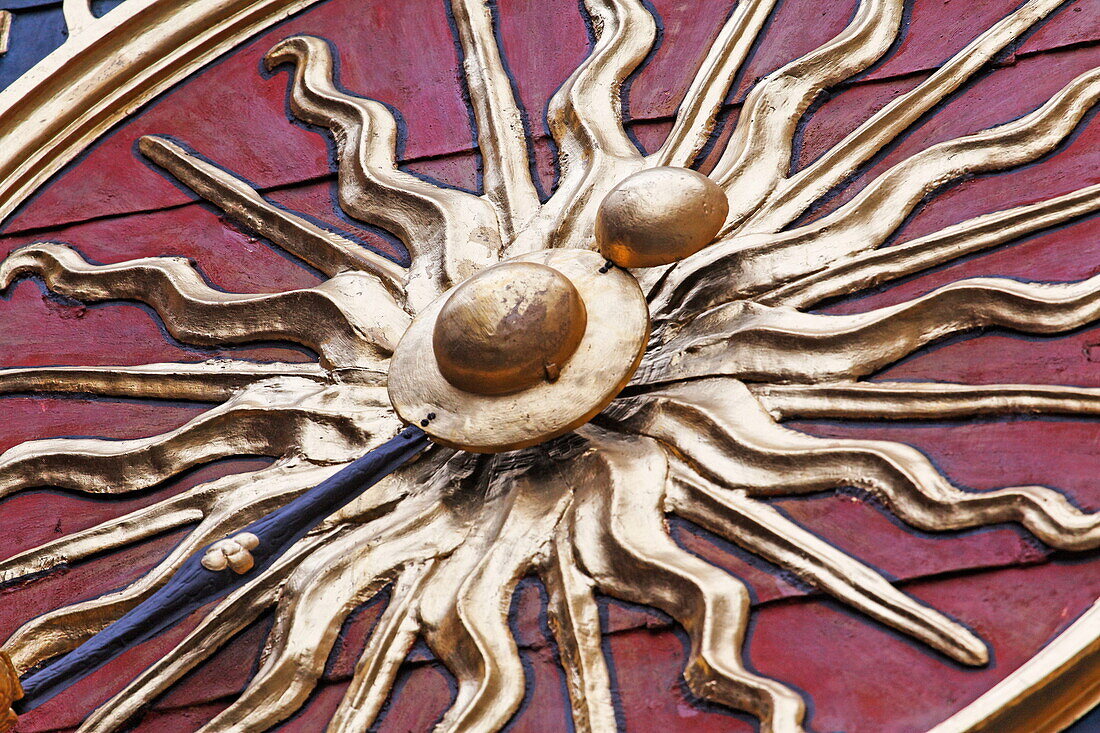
[{"xmin": 12, "ymin": 424, "xmax": 430, "ymax": 715}]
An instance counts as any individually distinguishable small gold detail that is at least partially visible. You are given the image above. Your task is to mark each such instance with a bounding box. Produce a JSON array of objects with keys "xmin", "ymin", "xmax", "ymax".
[
  {"xmin": 0, "ymin": 12, "xmax": 10, "ymax": 56},
  {"xmin": 596, "ymin": 166, "xmax": 729, "ymax": 268},
  {"xmin": 389, "ymin": 249, "xmax": 649, "ymax": 453},
  {"xmin": 543, "ymin": 361, "xmax": 562, "ymax": 383},
  {"xmin": 432, "ymin": 262, "xmax": 587, "ymax": 396},
  {"xmin": 0, "ymin": 651, "xmax": 22, "ymax": 733},
  {"xmin": 201, "ymin": 532, "xmax": 261, "ymax": 575},
  {"xmin": 1, "ymin": 1, "xmax": 1099, "ymax": 730}
]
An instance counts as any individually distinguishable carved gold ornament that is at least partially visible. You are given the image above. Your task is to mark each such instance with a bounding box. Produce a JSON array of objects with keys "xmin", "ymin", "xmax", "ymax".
[
  {"xmin": 0, "ymin": 0, "xmax": 1099, "ymax": 732},
  {"xmin": 200, "ymin": 533, "xmax": 261, "ymax": 574},
  {"xmin": 596, "ymin": 167, "xmax": 730, "ymax": 268},
  {"xmin": 0, "ymin": 653, "xmax": 21, "ymax": 732},
  {"xmin": 390, "ymin": 249, "xmax": 650, "ymax": 452}
]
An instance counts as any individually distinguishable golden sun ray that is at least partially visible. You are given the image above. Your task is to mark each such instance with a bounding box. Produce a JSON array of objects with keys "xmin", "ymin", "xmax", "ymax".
[{"xmin": 1, "ymin": 0, "xmax": 1099, "ymax": 730}]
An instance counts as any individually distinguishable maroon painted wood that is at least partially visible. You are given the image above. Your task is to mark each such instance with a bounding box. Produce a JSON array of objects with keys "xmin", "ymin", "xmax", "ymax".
[{"xmin": 1, "ymin": 0, "xmax": 1099, "ymax": 730}]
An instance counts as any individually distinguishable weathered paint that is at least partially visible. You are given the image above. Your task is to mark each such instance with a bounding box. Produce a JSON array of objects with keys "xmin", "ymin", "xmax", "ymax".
[{"xmin": 0, "ymin": 0, "xmax": 1099, "ymax": 730}]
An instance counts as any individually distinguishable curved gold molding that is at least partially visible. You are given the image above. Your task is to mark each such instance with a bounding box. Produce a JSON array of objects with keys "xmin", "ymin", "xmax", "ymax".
[
  {"xmin": 932, "ymin": 600, "xmax": 1100, "ymax": 733},
  {"xmin": 0, "ymin": 0, "xmax": 1099, "ymax": 730},
  {"xmin": 0, "ymin": 0, "xmax": 325, "ymax": 227}
]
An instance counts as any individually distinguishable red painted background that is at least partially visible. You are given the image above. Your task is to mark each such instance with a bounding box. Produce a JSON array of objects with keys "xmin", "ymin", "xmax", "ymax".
[{"xmin": 2, "ymin": 0, "xmax": 1100, "ymax": 730}]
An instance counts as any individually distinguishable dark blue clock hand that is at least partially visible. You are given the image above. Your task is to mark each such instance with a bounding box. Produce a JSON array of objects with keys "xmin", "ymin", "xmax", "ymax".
[{"xmin": 15, "ymin": 425, "xmax": 430, "ymax": 712}]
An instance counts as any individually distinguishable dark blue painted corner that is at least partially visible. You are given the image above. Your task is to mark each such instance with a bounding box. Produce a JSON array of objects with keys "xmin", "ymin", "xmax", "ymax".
[
  {"xmin": 0, "ymin": 0, "xmax": 129, "ymax": 93},
  {"xmin": 0, "ymin": 4, "xmax": 67, "ymax": 91},
  {"xmin": 90, "ymin": 0, "xmax": 127, "ymax": 18}
]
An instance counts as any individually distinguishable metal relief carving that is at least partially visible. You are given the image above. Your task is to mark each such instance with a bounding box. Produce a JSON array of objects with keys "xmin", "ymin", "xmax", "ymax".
[{"xmin": 0, "ymin": 0, "xmax": 1097, "ymax": 731}]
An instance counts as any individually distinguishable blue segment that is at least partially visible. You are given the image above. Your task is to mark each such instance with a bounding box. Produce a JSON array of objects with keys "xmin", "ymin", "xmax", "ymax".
[
  {"xmin": 0, "ymin": 4, "xmax": 68, "ymax": 92},
  {"xmin": 2, "ymin": 1, "xmax": 66, "ymax": 9},
  {"xmin": 15, "ymin": 425, "xmax": 430, "ymax": 712},
  {"xmin": 90, "ymin": 0, "xmax": 127, "ymax": 18},
  {"xmin": 0, "ymin": 1, "xmax": 130, "ymax": 93}
]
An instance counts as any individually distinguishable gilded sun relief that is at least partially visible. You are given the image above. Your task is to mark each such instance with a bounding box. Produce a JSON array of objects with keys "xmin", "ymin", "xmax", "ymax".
[{"xmin": 0, "ymin": 0, "xmax": 1099, "ymax": 731}]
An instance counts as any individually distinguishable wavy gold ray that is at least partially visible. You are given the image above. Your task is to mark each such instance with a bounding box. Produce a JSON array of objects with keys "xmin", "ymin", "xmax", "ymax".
[
  {"xmin": 742, "ymin": 68, "xmax": 1100, "ymax": 291},
  {"xmin": 572, "ymin": 427, "xmax": 807, "ymax": 732},
  {"xmin": 425, "ymin": 462, "xmax": 573, "ymax": 732},
  {"xmin": 265, "ymin": 36, "xmax": 503, "ymax": 311},
  {"xmin": 613, "ymin": 380, "xmax": 1100, "ymax": 551},
  {"xmin": 548, "ymin": 0, "xmax": 654, "ymax": 173},
  {"xmin": 651, "ymin": 0, "xmax": 778, "ymax": 169},
  {"xmin": 667, "ymin": 463, "xmax": 988, "ymax": 665},
  {"xmin": 506, "ymin": 0, "xmax": 657, "ymax": 256},
  {"xmin": 711, "ymin": 0, "xmax": 905, "ymax": 228},
  {"xmin": 430, "ymin": 564, "xmax": 529, "ymax": 733},
  {"xmin": 653, "ymin": 67, "xmax": 1100, "ymax": 318},
  {"xmin": 544, "ymin": 522, "xmax": 617, "ymax": 733},
  {"xmin": 327, "ymin": 561, "xmax": 433, "ymax": 732},
  {"xmin": 2, "ymin": 0, "xmax": 1099, "ymax": 730},
  {"xmin": 765, "ymin": 182, "xmax": 1100, "ymax": 309},
  {"xmin": 643, "ymin": 274, "xmax": 1100, "ymax": 385},
  {"xmin": 1, "ymin": 242, "xmax": 404, "ymax": 369},
  {"xmin": 0, "ymin": 377, "xmax": 395, "ymax": 501},
  {"xmin": 743, "ymin": 0, "xmax": 1067, "ymax": 234},
  {"xmin": 0, "ymin": 489, "xmax": 204, "ymax": 586},
  {"xmin": 450, "ymin": 0, "xmax": 541, "ymax": 232}
]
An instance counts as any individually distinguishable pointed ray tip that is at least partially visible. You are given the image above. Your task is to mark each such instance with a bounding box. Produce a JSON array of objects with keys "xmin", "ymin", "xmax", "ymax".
[{"xmin": 263, "ymin": 34, "xmax": 317, "ymax": 71}]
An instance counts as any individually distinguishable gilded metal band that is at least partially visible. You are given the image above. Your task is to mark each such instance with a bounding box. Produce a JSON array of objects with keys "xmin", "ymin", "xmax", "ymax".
[
  {"xmin": 931, "ymin": 600, "xmax": 1100, "ymax": 733},
  {"xmin": 0, "ymin": 0, "xmax": 1097, "ymax": 731}
]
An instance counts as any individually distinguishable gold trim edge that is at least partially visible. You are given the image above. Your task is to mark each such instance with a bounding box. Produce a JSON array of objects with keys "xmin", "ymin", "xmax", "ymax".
[
  {"xmin": 932, "ymin": 599, "xmax": 1100, "ymax": 733},
  {"xmin": 0, "ymin": 1, "xmax": 1096, "ymax": 730}
]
